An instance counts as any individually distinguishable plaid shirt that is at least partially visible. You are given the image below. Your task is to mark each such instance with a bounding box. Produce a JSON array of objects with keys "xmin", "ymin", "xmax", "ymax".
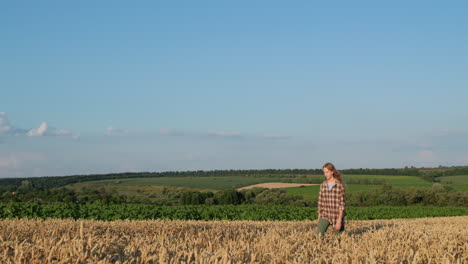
[{"xmin": 317, "ymin": 181, "xmax": 345, "ymax": 225}]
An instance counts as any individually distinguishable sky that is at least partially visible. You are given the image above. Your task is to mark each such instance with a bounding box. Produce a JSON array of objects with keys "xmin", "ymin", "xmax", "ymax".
[{"xmin": 1, "ymin": 1, "xmax": 468, "ymax": 178}]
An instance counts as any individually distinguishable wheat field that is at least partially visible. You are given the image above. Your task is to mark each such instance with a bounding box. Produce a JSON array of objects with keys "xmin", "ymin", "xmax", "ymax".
[{"xmin": 1, "ymin": 216, "xmax": 466, "ymax": 263}]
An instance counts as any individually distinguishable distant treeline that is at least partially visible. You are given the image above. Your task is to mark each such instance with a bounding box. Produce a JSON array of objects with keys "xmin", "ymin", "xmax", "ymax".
[{"xmin": 0, "ymin": 167, "xmax": 467, "ymax": 190}]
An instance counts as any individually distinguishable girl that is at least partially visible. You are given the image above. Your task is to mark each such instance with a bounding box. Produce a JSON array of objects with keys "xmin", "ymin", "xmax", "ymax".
[{"xmin": 317, "ymin": 162, "xmax": 345, "ymax": 236}]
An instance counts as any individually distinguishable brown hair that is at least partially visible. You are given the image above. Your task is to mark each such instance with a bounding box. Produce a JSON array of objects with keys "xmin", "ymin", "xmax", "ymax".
[{"xmin": 323, "ymin": 162, "xmax": 342, "ymax": 182}]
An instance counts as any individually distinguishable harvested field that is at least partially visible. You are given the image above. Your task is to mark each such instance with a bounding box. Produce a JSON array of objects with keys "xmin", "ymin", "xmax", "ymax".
[
  {"xmin": 0, "ymin": 216, "xmax": 466, "ymax": 263},
  {"xmin": 237, "ymin": 182, "xmax": 319, "ymax": 190}
]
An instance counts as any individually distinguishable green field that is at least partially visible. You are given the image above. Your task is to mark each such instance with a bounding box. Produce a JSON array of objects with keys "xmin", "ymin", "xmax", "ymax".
[
  {"xmin": 344, "ymin": 175, "xmax": 433, "ymax": 187},
  {"xmin": 65, "ymin": 174, "xmax": 466, "ymax": 202},
  {"xmin": 66, "ymin": 176, "xmax": 282, "ymax": 192},
  {"xmin": 285, "ymin": 175, "xmax": 432, "ymax": 201},
  {"xmin": 286, "ymin": 184, "xmax": 382, "ymax": 201},
  {"xmin": 66, "ymin": 174, "xmax": 445, "ymax": 198},
  {"xmin": 438, "ymin": 175, "xmax": 468, "ymax": 184},
  {"xmin": 438, "ymin": 175, "xmax": 468, "ymax": 191}
]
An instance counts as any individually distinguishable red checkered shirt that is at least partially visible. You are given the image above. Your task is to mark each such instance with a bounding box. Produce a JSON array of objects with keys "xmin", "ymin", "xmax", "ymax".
[{"xmin": 317, "ymin": 181, "xmax": 345, "ymax": 225}]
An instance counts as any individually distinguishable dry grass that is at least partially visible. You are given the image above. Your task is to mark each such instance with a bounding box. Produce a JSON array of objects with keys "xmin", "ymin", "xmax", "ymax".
[
  {"xmin": 1, "ymin": 216, "xmax": 467, "ymax": 263},
  {"xmin": 237, "ymin": 182, "xmax": 319, "ymax": 190}
]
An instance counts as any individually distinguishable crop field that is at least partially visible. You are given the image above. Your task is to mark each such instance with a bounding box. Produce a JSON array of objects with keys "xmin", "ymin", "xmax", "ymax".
[
  {"xmin": 439, "ymin": 175, "xmax": 468, "ymax": 191},
  {"xmin": 286, "ymin": 185, "xmax": 382, "ymax": 201},
  {"xmin": 75, "ymin": 185, "xmax": 215, "ymax": 200},
  {"xmin": 343, "ymin": 175, "xmax": 433, "ymax": 187},
  {"xmin": 63, "ymin": 174, "xmax": 443, "ymax": 202},
  {"xmin": 4, "ymin": 203, "xmax": 468, "ymax": 220},
  {"xmin": 1, "ymin": 216, "xmax": 466, "ymax": 263},
  {"xmin": 66, "ymin": 176, "xmax": 282, "ymax": 192},
  {"xmin": 65, "ymin": 175, "xmax": 430, "ymax": 192},
  {"xmin": 438, "ymin": 175, "xmax": 468, "ymax": 184},
  {"xmin": 237, "ymin": 182, "xmax": 318, "ymax": 190},
  {"xmin": 59, "ymin": 174, "xmax": 468, "ymax": 206}
]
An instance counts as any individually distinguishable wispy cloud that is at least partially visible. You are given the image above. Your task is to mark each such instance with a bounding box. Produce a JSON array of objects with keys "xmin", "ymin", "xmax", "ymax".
[
  {"xmin": 159, "ymin": 128, "xmax": 245, "ymax": 139},
  {"xmin": 208, "ymin": 131, "xmax": 244, "ymax": 138},
  {"xmin": 0, "ymin": 152, "xmax": 45, "ymax": 169},
  {"xmin": 260, "ymin": 134, "xmax": 291, "ymax": 140},
  {"xmin": 0, "ymin": 112, "xmax": 12, "ymax": 134},
  {"xmin": 106, "ymin": 126, "xmax": 129, "ymax": 136},
  {"xmin": 390, "ymin": 130, "xmax": 468, "ymax": 153},
  {"xmin": 184, "ymin": 152, "xmax": 204, "ymax": 162},
  {"xmin": 412, "ymin": 150, "xmax": 440, "ymax": 167},
  {"xmin": 28, "ymin": 122, "xmax": 80, "ymax": 139},
  {"xmin": 158, "ymin": 127, "xmax": 291, "ymax": 141},
  {"xmin": 429, "ymin": 130, "xmax": 468, "ymax": 151},
  {"xmin": 0, "ymin": 112, "xmax": 27, "ymax": 136},
  {"xmin": 0, "ymin": 155, "xmax": 20, "ymax": 168},
  {"xmin": 0, "ymin": 113, "xmax": 79, "ymax": 139},
  {"xmin": 159, "ymin": 128, "xmax": 185, "ymax": 136}
]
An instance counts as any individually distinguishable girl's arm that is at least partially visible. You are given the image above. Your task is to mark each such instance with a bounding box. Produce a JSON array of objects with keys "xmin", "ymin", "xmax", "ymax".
[
  {"xmin": 317, "ymin": 186, "xmax": 323, "ymax": 218},
  {"xmin": 334, "ymin": 184, "xmax": 345, "ymax": 230},
  {"xmin": 338, "ymin": 183, "xmax": 345, "ymax": 212}
]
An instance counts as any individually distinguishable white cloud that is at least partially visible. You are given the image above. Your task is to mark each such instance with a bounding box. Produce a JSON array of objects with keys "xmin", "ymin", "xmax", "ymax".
[
  {"xmin": 106, "ymin": 126, "xmax": 128, "ymax": 136},
  {"xmin": 0, "ymin": 113, "xmax": 79, "ymax": 139},
  {"xmin": 27, "ymin": 122, "xmax": 48, "ymax": 136},
  {"xmin": 27, "ymin": 122, "xmax": 80, "ymax": 139}
]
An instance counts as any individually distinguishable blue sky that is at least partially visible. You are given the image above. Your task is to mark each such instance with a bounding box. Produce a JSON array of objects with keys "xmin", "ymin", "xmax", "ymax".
[{"xmin": 1, "ymin": 1, "xmax": 468, "ymax": 178}]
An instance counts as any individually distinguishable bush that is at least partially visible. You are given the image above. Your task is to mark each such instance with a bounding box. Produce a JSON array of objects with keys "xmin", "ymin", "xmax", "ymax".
[{"xmin": 215, "ymin": 189, "xmax": 242, "ymax": 205}]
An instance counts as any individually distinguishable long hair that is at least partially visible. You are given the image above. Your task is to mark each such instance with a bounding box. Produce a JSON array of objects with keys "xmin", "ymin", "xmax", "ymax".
[{"xmin": 323, "ymin": 162, "xmax": 342, "ymax": 183}]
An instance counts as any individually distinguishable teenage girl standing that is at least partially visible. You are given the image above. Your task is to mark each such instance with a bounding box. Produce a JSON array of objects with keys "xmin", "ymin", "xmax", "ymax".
[{"xmin": 317, "ymin": 162, "xmax": 345, "ymax": 236}]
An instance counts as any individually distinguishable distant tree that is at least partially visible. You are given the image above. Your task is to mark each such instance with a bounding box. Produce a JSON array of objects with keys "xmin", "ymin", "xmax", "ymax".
[{"xmin": 216, "ymin": 189, "xmax": 242, "ymax": 205}]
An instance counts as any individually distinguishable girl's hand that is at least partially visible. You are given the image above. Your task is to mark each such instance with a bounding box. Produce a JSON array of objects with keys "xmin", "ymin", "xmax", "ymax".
[{"xmin": 334, "ymin": 221, "xmax": 342, "ymax": 231}]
